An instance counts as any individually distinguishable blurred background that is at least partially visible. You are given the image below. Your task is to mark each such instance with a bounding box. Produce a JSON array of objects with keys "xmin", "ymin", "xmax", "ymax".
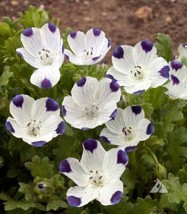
[{"xmin": 0, "ymin": 0, "xmax": 187, "ymax": 54}]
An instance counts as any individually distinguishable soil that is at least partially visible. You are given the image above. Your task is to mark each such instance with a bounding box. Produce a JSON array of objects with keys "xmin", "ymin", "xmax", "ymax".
[{"xmin": 1, "ymin": 0, "xmax": 187, "ymax": 56}]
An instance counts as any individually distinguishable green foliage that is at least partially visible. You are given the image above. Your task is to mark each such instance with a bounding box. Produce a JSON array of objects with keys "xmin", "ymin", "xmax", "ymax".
[
  {"xmin": 0, "ymin": 5, "xmax": 187, "ymax": 214},
  {"xmin": 155, "ymin": 33, "xmax": 173, "ymax": 61}
]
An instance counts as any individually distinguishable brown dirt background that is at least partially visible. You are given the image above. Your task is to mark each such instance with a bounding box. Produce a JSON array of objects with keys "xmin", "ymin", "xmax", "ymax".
[{"xmin": 1, "ymin": 0, "xmax": 187, "ymax": 55}]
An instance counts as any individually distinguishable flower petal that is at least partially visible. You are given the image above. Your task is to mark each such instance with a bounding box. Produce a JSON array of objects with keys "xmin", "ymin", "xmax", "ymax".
[
  {"xmin": 80, "ymin": 139, "xmax": 105, "ymax": 172},
  {"xmin": 10, "ymin": 94, "xmax": 34, "ymax": 126},
  {"xmin": 97, "ymin": 179, "xmax": 123, "ymax": 205},
  {"xmin": 59, "ymin": 158, "xmax": 89, "ymax": 186},
  {"xmin": 21, "ymin": 27, "xmax": 43, "ymax": 56},
  {"xmin": 86, "ymin": 28, "xmax": 110, "ymax": 56},
  {"xmin": 6, "ymin": 117, "xmax": 27, "ymax": 138},
  {"xmin": 132, "ymin": 40, "xmax": 157, "ymax": 66},
  {"xmin": 30, "ymin": 66, "xmax": 60, "ymax": 88},
  {"xmin": 16, "ymin": 48, "xmax": 41, "ymax": 68},
  {"xmin": 103, "ymin": 148, "xmax": 128, "ymax": 181},
  {"xmin": 112, "ymin": 45, "xmax": 134, "ymax": 73},
  {"xmin": 31, "ymin": 97, "xmax": 60, "ymax": 123},
  {"xmin": 66, "ymin": 186, "xmax": 98, "ymax": 207},
  {"xmin": 71, "ymin": 76, "xmax": 99, "ymax": 106},
  {"xmin": 40, "ymin": 23, "xmax": 62, "ymax": 52},
  {"xmin": 67, "ymin": 31, "xmax": 87, "ymax": 56}
]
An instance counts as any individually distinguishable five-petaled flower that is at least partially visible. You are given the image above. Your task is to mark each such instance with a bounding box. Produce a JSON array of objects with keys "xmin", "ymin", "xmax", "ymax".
[
  {"xmin": 100, "ymin": 106, "xmax": 154, "ymax": 149},
  {"xmin": 16, "ymin": 23, "xmax": 64, "ymax": 88},
  {"xmin": 5, "ymin": 94, "xmax": 65, "ymax": 146},
  {"xmin": 106, "ymin": 40, "xmax": 170, "ymax": 94},
  {"xmin": 64, "ymin": 28, "xmax": 111, "ymax": 65},
  {"xmin": 164, "ymin": 60, "xmax": 187, "ymax": 99},
  {"xmin": 59, "ymin": 138, "xmax": 128, "ymax": 207},
  {"xmin": 62, "ymin": 76, "xmax": 121, "ymax": 129}
]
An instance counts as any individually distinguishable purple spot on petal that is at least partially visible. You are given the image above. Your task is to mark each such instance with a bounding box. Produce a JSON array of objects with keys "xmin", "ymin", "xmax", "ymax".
[
  {"xmin": 92, "ymin": 56, "xmax": 101, "ymax": 61},
  {"xmin": 67, "ymin": 196, "xmax": 81, "ymax": 207},
  {"xmin": 5, "ymin": 121, "xmax": 15, "ymax": 133},
  {"xmin": 59, "ymin": 159, "xmax": 72, "ymax": 173},
  {"xmin": 106, "ymin": 74, "xmax": 117, "ymax": 81},
  {"xmin": 131, "ymin": 105, "xmax": 142, "ymax": 115},
  {"xmin": 159, "ymin": 66, "xmax": 170, "ymax": 78},
  {"xmin": 81, "ymin": 127, "xmax": 89, "ymax": 130},
  {"xmin": 70, "ymin": 31, "xmax": 77, "ymax": 38},
  {"xmin": 62, "ymin": 45, "xmax": 64, "ymax": 54},
  {"xmin": 62, "ymin": 105, "xmax": 66, "ymax": 116},
  {"xmin": 56, "ymin": 121, "xmax": 65, "ymax": 134},
  {"xmin": 23, "ymin": 28, "xmax": 33, "ymax": 37},
  {"xmin": 112, "ymin": 46, "xmax": 124, "ymax": 59},
  {"xmin": 100, "ymin": 136, "xmax": 110, "ymax": 143},
  {"xmin": 12, "ymin": 94, "xmax": 24, "ymax": 108},
  {"xmin": 108, "ymin": 39, "xmax": 111, "ymax": 48},
  {"xmin": 41, "ymin": 78, "xmax": 52, "ymax": 88},
  {"xmin": 83, "ymin": 138, "xmax": 98, "ymax": 153},
  {"xmin": 93, "ymin": 28, "xmax": 101, "ymax": 36},
  {"xmin": 171, "ymin": 60, "xmax": 183, "ymax": 71},
  {"xmin": 141, "ymin": 40, "xmax": 153, "ymax": 53},
  {"xmin": 182, "ymin": 43, "xmax": 187, "ymax": 48},
  {"xmin": 117, "ymin": 150, "xmax": 129, "ymax": 165},
  {"xmin": 77, "ymin": 77, "xmax": 86, "ymax": 87},
  {"xmin": 125, "ymin": 146, "xmax": 136, "ymax": 153},
  {"xmin": 110, "ymin": 191, "xmax": 123, "ymax": 204},
  {"xmin": 48, "ymin": 23, "xmax": 56, "ymax": 33},
  {"xmin": 133, "ymin": 90, "xmax": 145, "ymax": 95},
  {"xmin": 32, "ymin": 141, "xmax": 46, "ymax": 147},
  {"xmin": 146, "ymin": 122, "xmax": 155, "ymax": 135},
  {"xmin": 16, "ymin": 51, "xmax": 23, "ymax": 58},
  {"xmin": 110, "ymin": 80, "xmax": 120, "ymax": 92},
  {"xmin": 171, "ymin": 74, "xmax": 180, "ymax": 85},
  {"xmin": 110, "ymin": 109, "xmax": 117, "ymax": 119},
  {"xmin": 46, "ymin": 98, "xmax": 59, "ymax": 111},
  {"xmin": 65, "ymin": 54, "xmax": 69, "ymax": 60}
]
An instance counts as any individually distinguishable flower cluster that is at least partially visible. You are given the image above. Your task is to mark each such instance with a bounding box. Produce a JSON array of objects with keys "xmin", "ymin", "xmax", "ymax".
[{"xmin": 8, "ymin": 21, "xmax": 184, "ymax": 208}]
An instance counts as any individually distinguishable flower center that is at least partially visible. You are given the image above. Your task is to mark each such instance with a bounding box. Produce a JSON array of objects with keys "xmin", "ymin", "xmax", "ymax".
[
  {"xmin": 122, "ymin": 126, "xmax": 134, "ymax": 141},
  {"xmin": 27, "ymin": 120, "xmax": 41, "ymax": 137},
  {"xmin": 39, "ymin": 48, "xmax": 54, "ymax": 66},
  {"xmin": 82, "ymin": 47, "xmax": 94, "ymax": 59},
  {"xmin": 84, "ymin": 104, "xmax": 99, "ymax": 119},
  {"xmin": 130, "ymin": 65, "xmax": 144, "ymax": 80},
  {"xmin": 89, "ymin": 169, "xmax": 104, "ymax": 187}
]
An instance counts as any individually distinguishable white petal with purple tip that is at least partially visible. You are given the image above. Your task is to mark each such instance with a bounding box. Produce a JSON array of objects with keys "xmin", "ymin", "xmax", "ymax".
[{"xmin": 30, "ymin": 66, "xmax": 61, "ymax": 88}]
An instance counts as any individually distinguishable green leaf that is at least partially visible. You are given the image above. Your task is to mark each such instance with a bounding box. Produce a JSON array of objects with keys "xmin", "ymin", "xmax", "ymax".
[
  {"xmin": 24, "ymin": 156, "xmax": 54, "ymax": 178},
  {"xmin": 155, "ymin": 33, "xmax": 173, "ymax": 61},
  {"xmin": 46, "ymin": 200, "xmax": 67, "ymax": 211},
  {"xmin": 135, "ymin": 196, "xmax": 161, "ymax": 214},
  {"xmin": 0, "ymin": 66, "xmax": 13, "ymax": 86}
]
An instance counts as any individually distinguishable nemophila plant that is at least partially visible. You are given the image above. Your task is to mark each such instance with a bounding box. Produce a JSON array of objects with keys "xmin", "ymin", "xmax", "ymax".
[{"xmin": 1, "ymin": 5, "xmax": 187, "ymax": 214}]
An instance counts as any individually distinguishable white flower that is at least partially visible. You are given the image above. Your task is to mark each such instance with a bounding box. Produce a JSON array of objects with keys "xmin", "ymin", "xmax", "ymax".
[
  {"xmin": 64, "ymin": 28, "xmax": 111, "ymax": 65},
  {"xmin": 106, "ymin": 40, "xmax": 170, "ymax": 94},
  {"xmin": 16, "ymin": 23, "xmax": 64, "ymax": 88},
  {"xmin": 5, "ymin": 94, "xmax": 65, "ymax": 146},
  {"xmin": 100, "ymin": 106, "xmax": 154, "ymax": 149},
  {"xmin": 62, "ymin": 76, "xmax": 121, "ymax": 129},
  {"xmin": 59, "ymin": 138, "xmax": 128, "ymax": 207},
  {"xmin": 164, "ymin": 60, "xmax": 187, "ymax": 99}
]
